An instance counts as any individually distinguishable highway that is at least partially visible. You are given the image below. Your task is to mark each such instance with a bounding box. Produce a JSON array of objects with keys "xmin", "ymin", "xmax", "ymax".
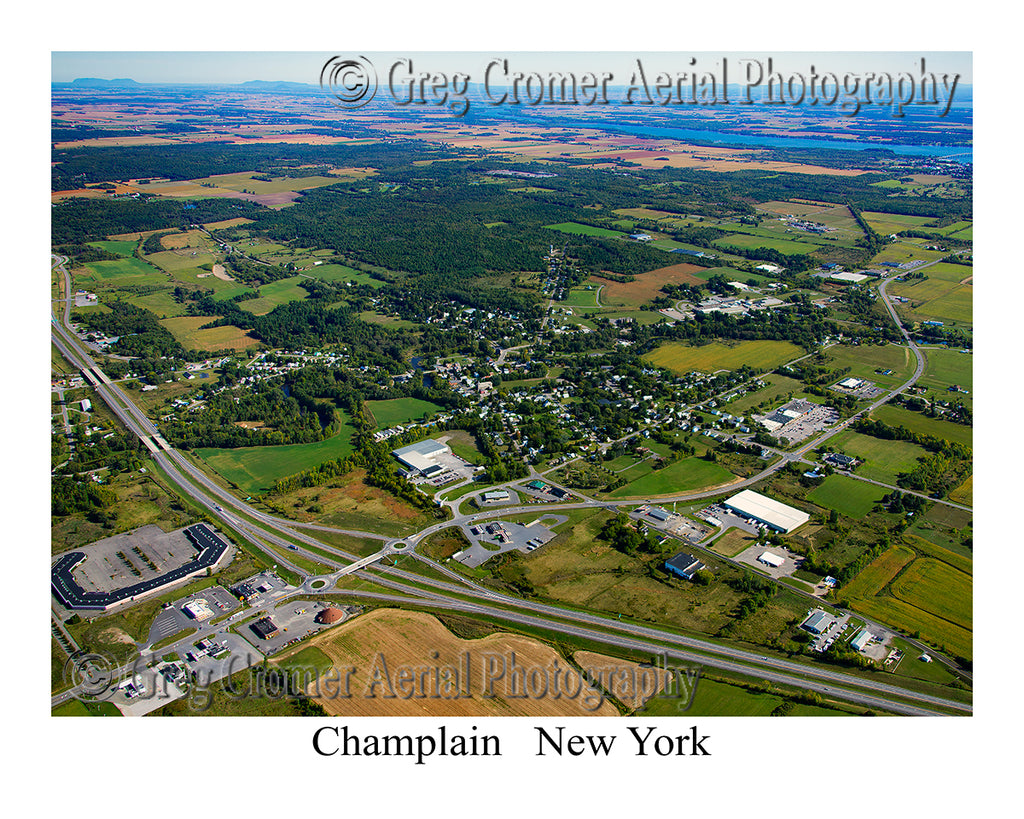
[{"xmin": 51, "ymin": 260, "xmax": 971, "ymax": 716}]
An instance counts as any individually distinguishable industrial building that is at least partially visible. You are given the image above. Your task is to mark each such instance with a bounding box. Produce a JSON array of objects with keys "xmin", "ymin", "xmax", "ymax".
[
  {"xmin": 802, "ymin": 610, "xmax": 835, "ymax": 635},
  {"xmin": 392, "ymin": 439, "xmax": 452, "ymax": 477},
  {"xmin": 850, "ymin": 628, "xmax": 874, "ymax": 652},
  {"xmin": 837, "ymin": 377, "xmax": 864, "ymax": 389},
  {"xmin": 664, "ymin": 552, "xmax": 705, "ymax": 580},
  {"xmin": 481, "ymin": 490, "xmax": 510, "ymax": 503},
  {"xmin": 724, "ymin": 489, "xmax": 810, "ymax": 533},
  {"xmin": 757, "ymin": 551, "xmax": 784, "ymax": 568}
]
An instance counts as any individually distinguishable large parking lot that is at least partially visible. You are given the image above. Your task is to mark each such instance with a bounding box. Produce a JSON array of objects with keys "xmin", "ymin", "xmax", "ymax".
[
  {"xmin": 754, "ymin": 399, "xmax": 841, "ymax": 444},
  {"xmin": 144, "ymin": 585, "xmax": 240, "ymax": 646},
  {"xmin": 240, "ymin": 600, "xmax": 360, "ymax": 656},
  {"xmin": 734, "ymin": 542, "xmax": 804, "ymax": 579},
  {"xmin": 62, "ymin": 525, "xmax": 202, "ymax": 594}
]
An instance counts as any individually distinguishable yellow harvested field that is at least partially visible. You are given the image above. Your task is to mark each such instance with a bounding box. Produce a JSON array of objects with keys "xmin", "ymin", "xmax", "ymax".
[
  {"xmin": 299, "ymin": 609, "xmax": 619, "ymax": 716},
  {"xmin": 160, "ymin": 230, "xmax": 208, "ymax": 250},
  {"xmin": 203, "ymin": 217, "xmax": 253, "ymax": 230},
  {"xmin": 160, "ymin": 316, "xmax": 258, "ymax": 351}
]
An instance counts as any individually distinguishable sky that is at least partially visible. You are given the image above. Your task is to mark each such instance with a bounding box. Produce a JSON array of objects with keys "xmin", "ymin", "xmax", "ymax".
[{"xmin": 51, "ymin": 51, "xmax": 972, "ymax": 86}]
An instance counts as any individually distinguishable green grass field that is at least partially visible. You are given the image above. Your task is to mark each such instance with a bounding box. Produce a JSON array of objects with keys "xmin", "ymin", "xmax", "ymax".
[
  {"xmin": 160, "ymin": 316, "xmax": 258, "ymax": 351},
  {"xmin": 919, "ymin": 348, "xmax": 973, "ymax": 395},
  {"xmin": 237, "ymin": 276, "xmax": 309, "ymax": 316},
  {"xmin": 644, "ymin": 340, "xmax": 803, "ymax": 374},
  {"xmin": 559, "ymin": 286, "xmax": 602, "ymax": 308},
  {"xmin": 722, "ymin": 374, "xmax": 806, "ymax": 415},
  {"xmin": 365, "ymin": 397, "xmax": 442, "ymax": 427},
  {"xmin": 853, "ymin": 595, "xmax": 971, "ymax": 660},
  {"xmin": 824, "ymin": 430, "xmax": 929, "ymax": 485},
  {"xmin": 78, "ymin": 256, "xmax": 168, "ymax": 287},
  {"xmin": 544, "ymin": 222, "xmax": 627, "ymax": 238},
  {"xmin": 607, "ymin": 457, "xmax": 736, "ymax": 498},
  {"xmin": 823, "ymin": 343, "xmax": 915, "ymax": 387},
  {"xmin": 806, "ymin": 474, "xmax": 886, "ymax": 518},
  {"xmin": 713, "ymin": 233, "xmax": 825, "ymax": 255},
  {"xmin": 304, "ymin": 264, "xmax": 385, "ymax": 287},
  {"xmin": 871, "ymin": 404, "xmax": 972, "ymax": 447},
  {"xmin": 196, "ymin": 419, "xmax": 356, "ymax": 495},
  {"xmin": 89, "ymin": 239, "xmax": 139, "ymax": 257}
]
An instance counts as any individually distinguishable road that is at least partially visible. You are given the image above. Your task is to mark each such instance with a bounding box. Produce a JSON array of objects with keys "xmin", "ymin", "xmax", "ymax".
[{"xmin": 51, "ymin": 261, "xmax": 971, "ymax": 715}]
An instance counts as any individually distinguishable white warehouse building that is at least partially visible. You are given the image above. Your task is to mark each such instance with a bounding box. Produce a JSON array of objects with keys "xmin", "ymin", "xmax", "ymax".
[
  {"xmin": 392, "ymin": 439, "xmax": 452, "ymax": 477},
  {"xmin": 724, "ymin": 489, "xmax": 810, "ymax": 534}
]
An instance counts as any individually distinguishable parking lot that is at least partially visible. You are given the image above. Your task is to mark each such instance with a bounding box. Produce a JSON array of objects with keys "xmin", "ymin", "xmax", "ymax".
[
  {"xmin": 454, "ymin": 516, "xmax": 562, "ymax": 568},
  {"xmin": 145, "ymin": 585, "xmax": 240, "ymax": 646},
  {"xmin": 232, "ymin": 571, "xmax": 290, "ymax": 607},
  {"xmin": 61, "ymin": 524, "xmax": 203, "ymax": 594},
  {"xmin": 734, "ymin": 542, "xmax": 803, "ymax": 579},
  {"xmin": 754, "ymin": 400, "xmax": 841, "ymax": 444},
  {"xmin": 239, "ymin": 600, "xmax": 359, "ymax": 656}
]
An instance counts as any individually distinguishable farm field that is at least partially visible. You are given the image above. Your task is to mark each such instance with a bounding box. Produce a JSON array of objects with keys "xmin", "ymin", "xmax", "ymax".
[
  {"xmin": 88, "ymin": 239, "xmax": 138, "ymax": 257},
  {"xmin": 195, "ymin": 418, "xmax": 356, "ymax": 496},
  {"xmin": 806, "ymin": 474, "xmax": 886, "ymax": 518},
  {"xmin": 592, "ymin": 262, "xmax": 706, "ymax": 306},
  {"xmin": 839, "ymin": 544, "xmax": 916, "ymax": 600},
  {"xmin": 824, "ymin": 430, "xmax": 929, "ymax": 485},
  {"xmin": 643, "ymin": 340, "xmax": 804, "ymax": 374},
  {"xmin": 891, "ymin": 558, "xmax": 972, "ymax": 629},
  {"xmin": 822, "ymin": 343, "xmax": 915, "ymax": 387},
  {"xmin": 712, "ymin": 233, "xmax": 826, "ymax": 255},
  {"xmin": 303, "ymin": 608, "xmax": 619, "ymax": 716},
  {"xmin": 709, "ymin": 528, "xmax": 759, "ymax": 557},
  {"xmin": 918, "ymin": 347, "xmax": 973, "ymax": 402},
  {"xmin": 871, "ymin": 404, "xmax": 972, "ymax": 447},
  {"xmin": 947, "ymin": 475, "xmax": 972, "ymax": 506},
  {"xmin": 365, "ymin": 397, "xmax": 442, "ymax": 427},
  {"xmin": 853, "ymin": 595, "xmax": 971, "ymax": 660},
  {"xmin": 868, "ymin": 242, "xmax": 948, "ymax": 267},
  {"xmin": 558, "ymin": 286, "xmax": 602, "ymax": 308},
  {"xmin": 890, "ymin": 275, "xmax": 972, "ymax": 326},
  {"xmin": 160, "ymin": 316, "xmax": 258, "ymax": 351},
  {"xmin": 544, "ymin": 222, "xmax": 627, "ymax": 238},
  {"xmin": 77, "ymin": 256, "xmax": 168, "ymax": 288},
  {"xmin": 607, "ymin": 456, "xmax": 737, "ymax": 498},
  {"xmin": 236, "ymin": 276, "xmax": 309, "ymax": 315},
  {"xmin": 860, "ymin": 211, "xmax": 938, "ymax": 235}
]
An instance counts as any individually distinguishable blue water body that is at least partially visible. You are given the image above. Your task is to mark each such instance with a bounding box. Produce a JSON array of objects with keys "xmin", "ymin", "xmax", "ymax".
[{"xmin": 587, "ymin": 123, "xmax": 973, "ymax": 163}]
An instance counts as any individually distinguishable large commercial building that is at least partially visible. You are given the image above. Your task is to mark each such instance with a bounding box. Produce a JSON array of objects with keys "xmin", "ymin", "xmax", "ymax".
[
  {"xmin": 724, "ymin": 489, "xmax": 810, "ymax": 534},
  {"xmin": 392, "ymin": 439, "xmax": 452, "ymax": 477},
  {"xmin": 664, "ymin": 552, "xmax": 705, "ymax": 580}
]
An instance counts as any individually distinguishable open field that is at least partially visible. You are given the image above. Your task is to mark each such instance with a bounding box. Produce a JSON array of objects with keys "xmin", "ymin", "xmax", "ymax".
[
  {"xmin": 203, "ymin": 217, "xmax": 253, "ymax": 230},
  {"xmin": 947, "ymin": 475, "xmax": 972, "ymax": 506},
  {"xmin": 88, "ymin": 239, "xmax": 138, "ymax": 257},
  {"xmin": 303, "ymin": 609, "xmax": 619, "ymax": 716},
  {"xmin": 196, "ymin": 419, "xmax": 356, "ymax": 495},
  {"xmin": 77, "ymin": 256, "xmax": 168, "ymax": 288},
  {"xmin": 713, "ymin": 232, "xmax": 827, "ymax": 255},
  {"xmin": 365, "ymin": 397, "xmax": 442, "ymax": 427},
  {"xmin": 861, "ymin": 211, "xmax": 938, "ymax": 235},
  {"xmin": 868, "ymin": 242, "xmax": 948, "ymax": 267},
  {"xmin": 919, "ymin": 348, "xmax": 973, "ymax": 396},
  {"xmin": 643, "ymin": 340, "xmax": 803, "ymax": 374},
  {"xmin": 823, "ymin": 343, "xmax": 915, "ymax": 387},
  {"xmin": 891, "ymin": 558, "xmax": 972, "ymax": 629},
  {"xmin": 237, "ymin": 276, "xmax": 309, "ymax": 315},
  {"xmin": 722, "ymin": 374, "xmax": 806, "ymax": 415},
  {"xmin": 824, "ymin": 430, "xmax": 929, "ymax": 485},
  {"xmin": 266, "ymin": 469, "xmax": 435, "ymax": 537},
  {"xmin": 358, "ymin": 311, "xmax": 422, "ymax": 329},
  {"xmin": 591, "ymin": 262, "xmax": 706, "ymax": 307},
  {"xmin": 806, "ymin": 474, "xmax": 886, "ymax": 518},
  {"xmin": 544, "ymin": 222, "xmax": 627, "ymax": 238},
  {"xmin": 607, "ymin": 457, "xmax": 737, "ymax": 498},
  {"xmin": 558, "ymin": 286, "xmax": 601, "ymax": 308},
  {"xmin": 890, "ymin": 274, "xmax": 972, "ymax": 326},
  {"xmin": 870, "ymin": 405, "xmax": 972, "ymax": 447},
  {"xmin": 160, "ymin": 316, "xmax": 258, "ymax": 351},
  {"xmin": 708, "ymin": 528, "xmax": 759, "ymax": 557},
  {"xmin": 840, "ymin": 544, "xmax": 916, "ymax": 600},
  {"xmin": 853, "ymin": 595, "xmax": 971, "ymax": 660},
  {"xmin": 304, "ymin": 264, "xmax": 385, "ymax": 287}
]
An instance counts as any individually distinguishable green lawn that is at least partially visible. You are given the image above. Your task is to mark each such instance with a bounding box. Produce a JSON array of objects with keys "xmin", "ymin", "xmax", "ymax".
[
  {"xmin": 196, "ymin": 419, "xmax": 356, "ymax": 495},
  {"xmin": 824, "ymin": 430, "xmax": 929, "ymax": 485},
  {"xmin": 871, "ymin": 405, "xmax": 972, "ymax": 447},
  {"xmin": 807, "ymin": 474, "xmax": 886, "ymax": 518},
  {"xmin": 365, "ymin": 397, "xmax": 442, "ymax": 427},
  {"xmin": 559, "ymin": 287, "xmax": 601, "ymax": 308},
  {"xmin": 89, "ymin": 239, "xmax": 139, "ymax": 257},
  {"xmin": 643, "ymin": 340, "xmax": 804, "ymax": 374},
  {"xmin": 544, "ymin": 222, "xmax": 627, "ymax": 238},
  {"xmin": 608, "ymin": 457, "xmax": 736, "ymax": 498},
  {"xmin": 78, "ymin": 256, "xmax": 168, "ymax": 287},
  {"xmin": 304, "ymin": 264, "xmax": 385, "ymax": 287}
]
